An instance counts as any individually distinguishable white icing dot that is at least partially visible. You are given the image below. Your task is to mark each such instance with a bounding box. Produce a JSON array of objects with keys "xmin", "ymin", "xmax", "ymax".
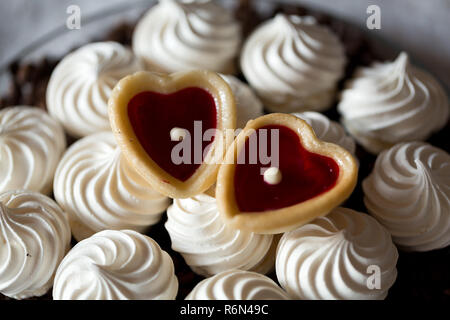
[
  {"xmin": 170, "ymin": 127, "xmax": 187, "ymax": 141},
  {"xmin": 263, "ymin": 167, "xmax": 282, "ymax": 185}
]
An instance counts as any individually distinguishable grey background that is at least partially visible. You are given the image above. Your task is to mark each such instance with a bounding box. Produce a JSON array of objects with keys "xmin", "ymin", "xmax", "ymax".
[{"xmin": 0, "ymin": 0, "xmax": 449, "ymax": 92}]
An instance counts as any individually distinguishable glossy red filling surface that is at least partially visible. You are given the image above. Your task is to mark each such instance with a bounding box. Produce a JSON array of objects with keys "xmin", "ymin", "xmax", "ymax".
[
  {"xmin": 234, "ymin": 125, "xmax": 339, "ymax": 212},
  {"xmin": 128, "ymin": 88, "xmax": 217, "ymax": 182}
]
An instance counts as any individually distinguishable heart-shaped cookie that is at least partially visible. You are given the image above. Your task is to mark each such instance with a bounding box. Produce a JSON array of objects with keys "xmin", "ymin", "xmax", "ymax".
[
  {"xmin": 216, "ymin": 113, "xmax": 358, "ymax": 234},
  {"xmin": 108, "ymin": 70, "xmax": 236, "ymax": 198}
]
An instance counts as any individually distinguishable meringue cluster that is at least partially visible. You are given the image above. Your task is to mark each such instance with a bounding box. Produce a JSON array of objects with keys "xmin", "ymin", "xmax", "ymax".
[
  {"xmin": 53, "ymin": 230, "xmax": 178, "ymax": 300},
  {"xmin": 241, "ymin": 14, "xmax": 346, "ymax": 112},
  {"xmin": 0, "ymin": 0, "xmax": 449, "ymax": 301},
  {"xmin": 338, "ymin": 52, "xmax": 448, "ymax": 154},
  {"xmin": 276, "ymin": 208, "xmax": 398, "ymax": 300},
  {"xmin": 363, "ymin": 142, "xmax": 450, "ymax": 251}
]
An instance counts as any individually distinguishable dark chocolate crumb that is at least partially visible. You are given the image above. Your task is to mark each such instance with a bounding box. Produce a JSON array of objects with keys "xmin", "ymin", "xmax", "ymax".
[{"xmin": 233, "ymin": 0, "xmax": 264, "ymax": 38}]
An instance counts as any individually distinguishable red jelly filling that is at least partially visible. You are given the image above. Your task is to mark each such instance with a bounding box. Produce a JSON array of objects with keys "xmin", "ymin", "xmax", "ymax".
[
  {"xmin": 128, "ymin": 88, "xmax": 217, "ymax": 182},
  {"xmin": 234, "ymin": 125, "xmax": 339, "ymax": 212}
]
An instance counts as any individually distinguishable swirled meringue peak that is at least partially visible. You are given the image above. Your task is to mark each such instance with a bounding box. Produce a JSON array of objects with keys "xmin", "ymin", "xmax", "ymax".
[
  {"xmin": 186, "ymin": 269, "xmax": 289, "ymax": 300},
  {"xmin": 165, "ymin": 194, "xmax": 276, "ymax": 277},
  {"xmin": 220, "ymin": 74, "xmax": 264, "ymax": 128},
  {"xmin": 132, "ymin": 0, "xmax": 241, "ymax": 74},
  {"xmin": 0, "ymin": 190, "xmax": 71, "ymax": 299},
  {"xmin": 338, "ymin": 52, "xmax": 449, "ymax": 154},
  {"xmin": 363, "ymin": 142, "xmax": 450, "ymax": 251},
  {"xmin": 0, "ymin": 106, "xmax": 66, "ymax": 194},
  {"xmin": 276, "ymin": 207, "xmax": 398, "ymax": 300},
  {"xmin": 292, "ymin": 111, "xmax": 356, "ymax": 156},
  {"xmin": 46, "ymin": 42, "xmax": 144, "ymax": 137},
  {"xmin": 54, "ymin": 132, "xmax": 170, "ymax": 241},
  {"xmin": 241, "ymin": 14, "xmax": 346, "ymax": 112},
  {"xmin": 53, "ymin": 230, "xmax": 178, "ymax": 300}
]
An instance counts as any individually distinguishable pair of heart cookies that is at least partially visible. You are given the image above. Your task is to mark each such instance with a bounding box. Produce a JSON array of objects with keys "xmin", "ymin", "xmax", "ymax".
[{"xmin": 108, "ymin": 71, "xmax": 358, "ymax": 234}]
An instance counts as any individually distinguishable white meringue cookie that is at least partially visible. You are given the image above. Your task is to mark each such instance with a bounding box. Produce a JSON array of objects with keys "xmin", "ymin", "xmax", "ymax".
[
  {"xmin": 46, "ymin": 42, "xmax": 144, "ymax": 137},
  {"xmin": 220, "ymin": 75, "xmax": 264, "ymax": 129},
  {"xmin": 338, "ymin": 52, "xmax": 449, "ymax": 154},
  {"xmin": 0, "ymin": 190, "xmax": 71, "ymax": 299},
  {"xmin": 292, "ymin": 111, "xmax": 356, "ymax": 155},
  {"xmin": 165, "ymin": 194, "xmax": 275, "ymax": 277},
  {"xmin": 53, "ymin": 132, "xmax": 169, "ymax": 241},
  {"xmin": 276, "ymin": 207, "xmax": 398, "ymax": 300},
  {"xmin": 132, "ymin": 0, "xmax": 241, "ymax": 74},
  {"xmin": 53, "ymin": 230, "xmax": 178, "ymax": 300},
  {"xmin": 186, "ymin": 269, "xmax": 289, "ymax": 300},
  {"xmin": 363, "ymin": 142, "xmax": 450, "ymax": 251},
  {"xmin": 0, "ymin": 106, "xmax": 66, "ymax": 194},
  {"xmin": 241, "ymin": 14, "xmax": 346, "ymax": 112}
]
